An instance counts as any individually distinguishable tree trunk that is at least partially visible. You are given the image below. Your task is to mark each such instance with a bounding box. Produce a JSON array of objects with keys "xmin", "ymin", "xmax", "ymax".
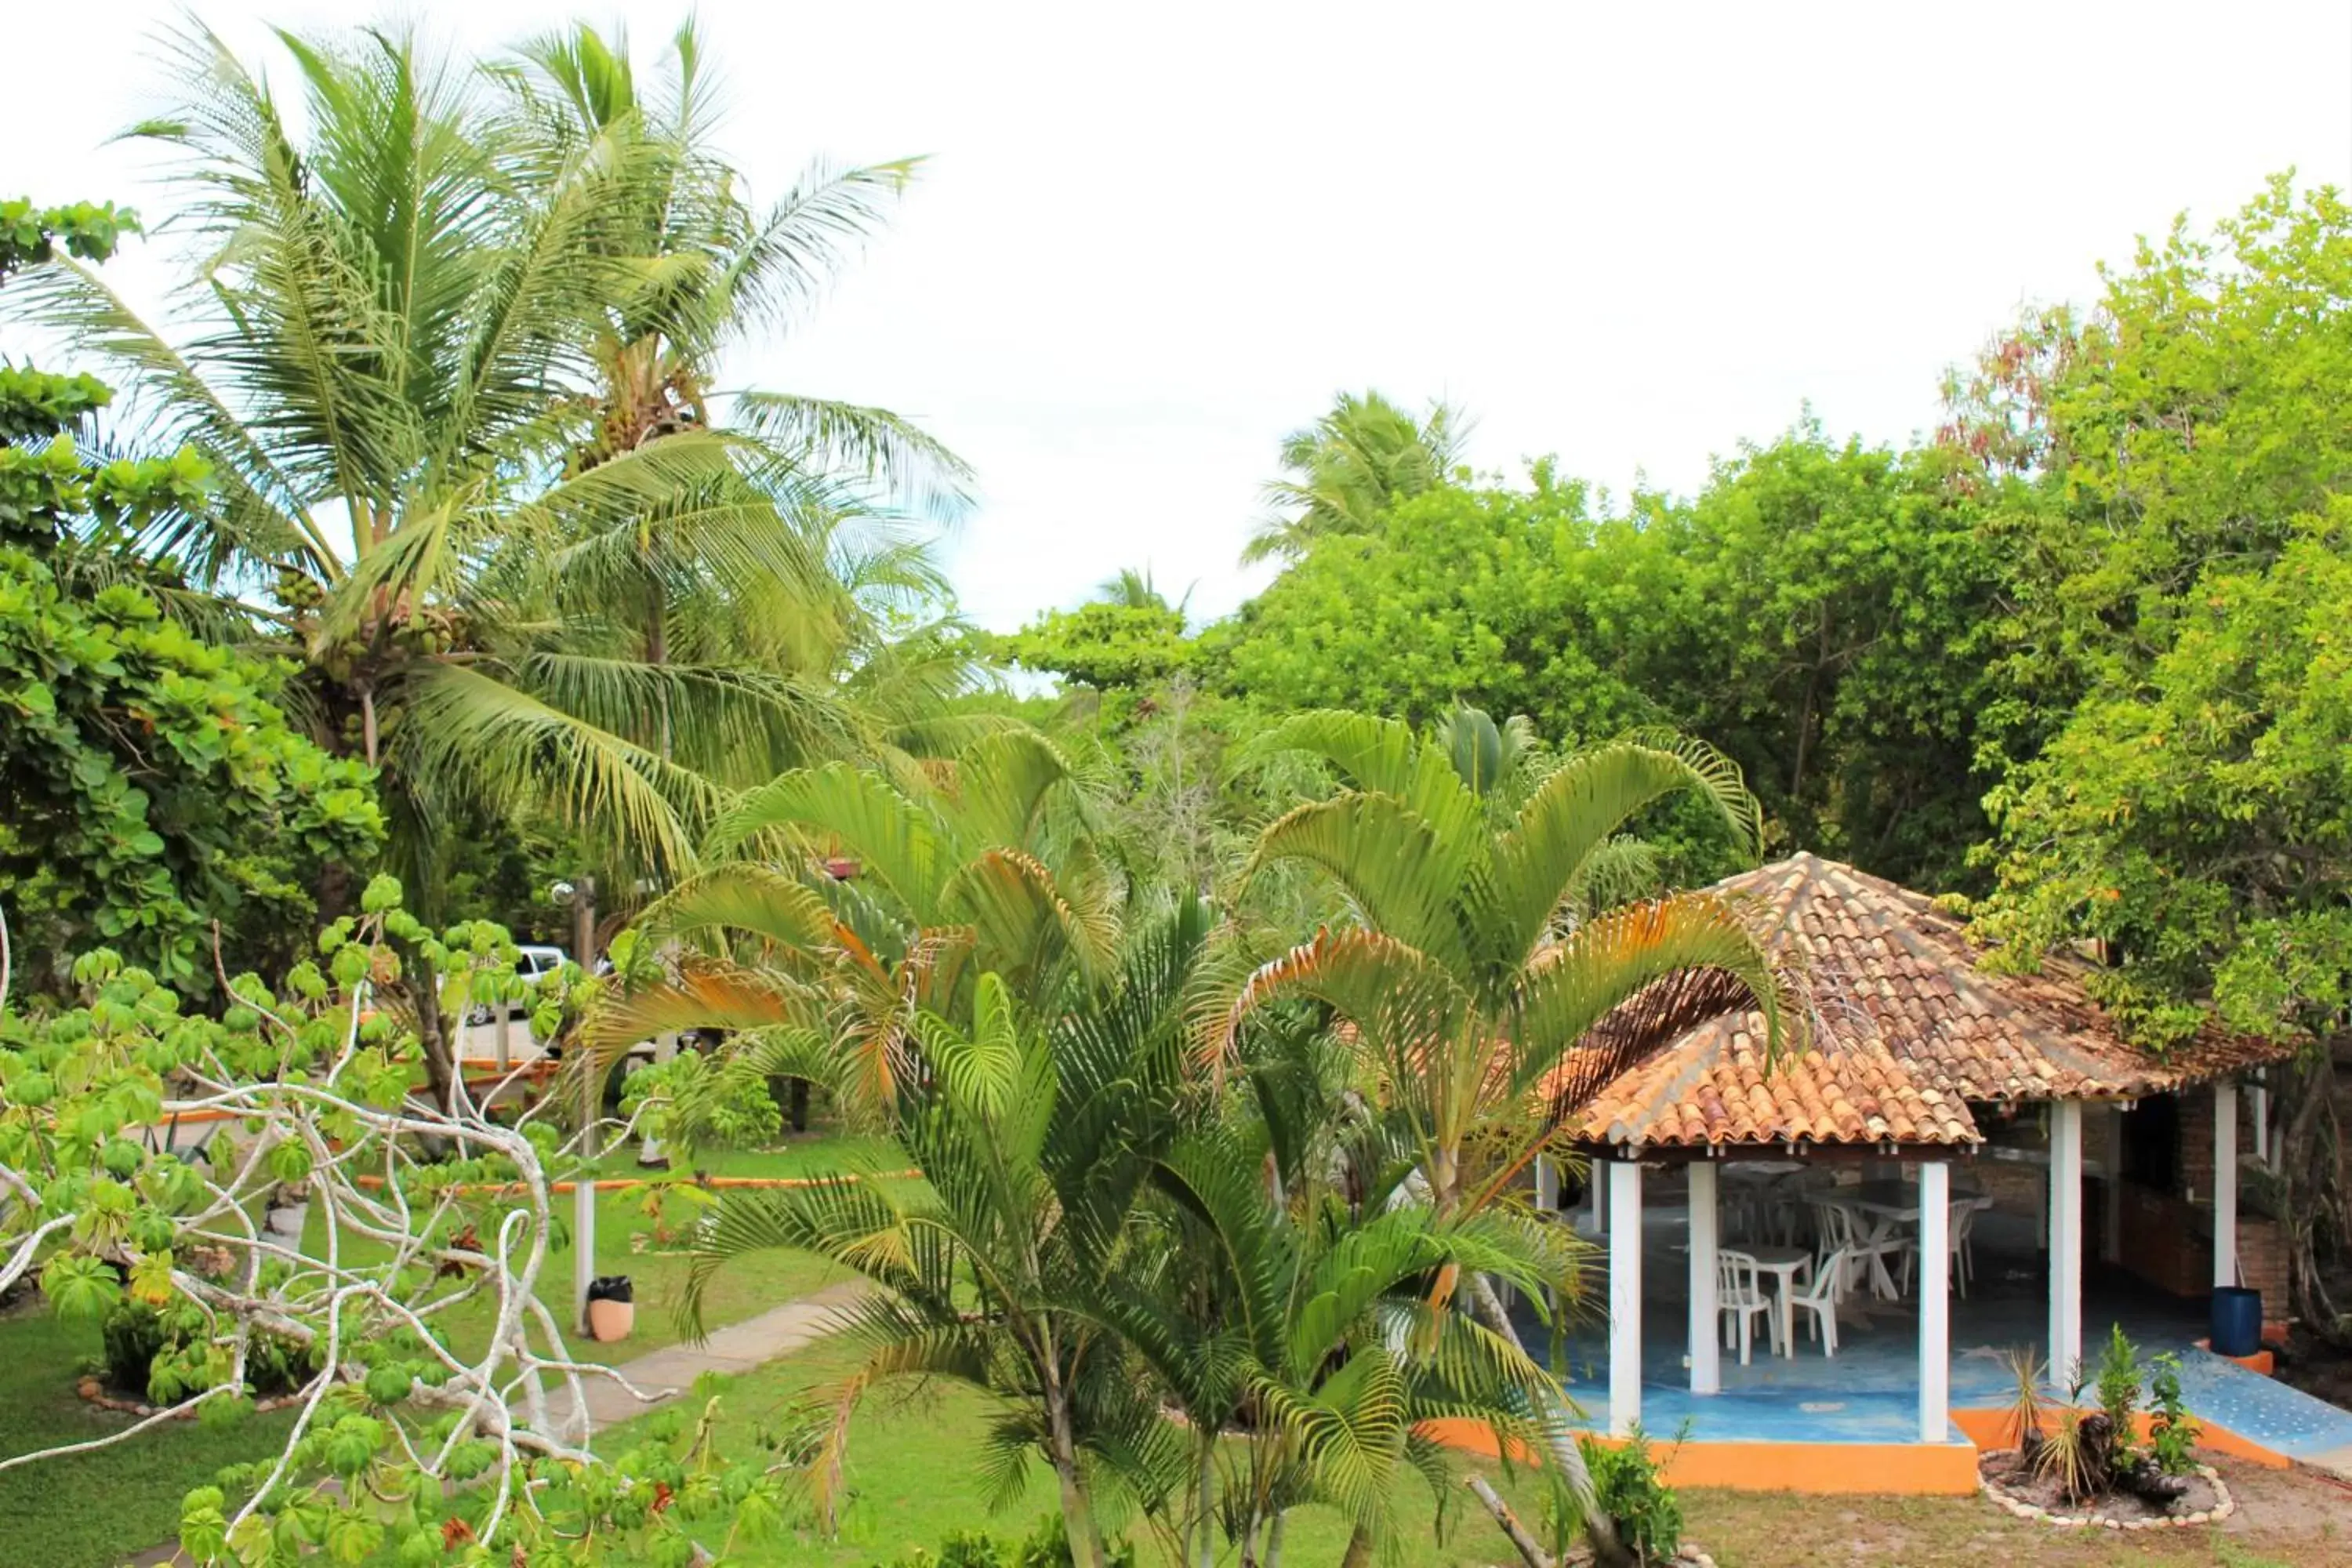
[
  {"xmin": 413, "ymin": 950, "xmax": 458, "ymax": 1112},
  {"xmin": 1335, "ymin": 1521, "xmax": 1371, "ymax": 1568},
  {"xmin": 1192, "ymin": 1441, "xmax": 1218, "ymax": 1568},
  {"xmin": 1467, "ymin": 1476, "xmax": 1555, "ymax": 1568},
  {"xmin": 359, "ymin": 685, "xmax": 381, "ymax": 768},
  {"xmin": 1468, "ymin": 1275, "xmax": 1633, "ymax": 1568},
  {"xmin": 1044, "ymin": 1389, "xmax": 1102, "ymax": 1568}
]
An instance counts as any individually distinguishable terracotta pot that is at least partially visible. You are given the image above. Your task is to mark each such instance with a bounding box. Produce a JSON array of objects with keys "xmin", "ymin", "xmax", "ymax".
[{"xmin": 586, "ymin": 1298, "xmax": 636, "ymax": 1342}]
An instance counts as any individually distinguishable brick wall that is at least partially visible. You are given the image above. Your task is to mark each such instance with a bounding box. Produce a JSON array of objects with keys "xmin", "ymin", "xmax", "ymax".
[{"xmin": 2117, "ymin": 1084, "xmax": 2286, "ymax": 1313}]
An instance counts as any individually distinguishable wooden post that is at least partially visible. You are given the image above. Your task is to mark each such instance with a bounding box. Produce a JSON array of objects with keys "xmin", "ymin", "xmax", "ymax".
[
  {"xmin": 1608, "ymin": 1156, "xmax": 1642, "ymax": 1436},
  {"xmin": 1689, "ymin": 1159, "xmax": 1720, "ymax": 1396}
]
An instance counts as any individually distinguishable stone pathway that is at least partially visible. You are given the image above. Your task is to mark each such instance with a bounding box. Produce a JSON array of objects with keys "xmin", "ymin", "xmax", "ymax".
[{"xmin": 547, "ymin": 1278, "xmax": 869, "ymax": 1433}]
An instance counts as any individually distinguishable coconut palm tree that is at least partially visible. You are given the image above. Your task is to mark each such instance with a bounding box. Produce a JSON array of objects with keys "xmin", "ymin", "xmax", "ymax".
[
  {"xmin": 498, "ymin": 21, "xmax": 976, "ymax": 779},
  {"xmin": 1222, "ymin": 706, "xmax": 1796, "ymax": 1567},
  {"xmin": 7, "ymin": 22, "xmax": 970, "ymax": 1095},
  {"xmin": 1240, "ymin": 391, "xmax": 1466, "ymax": 565}
]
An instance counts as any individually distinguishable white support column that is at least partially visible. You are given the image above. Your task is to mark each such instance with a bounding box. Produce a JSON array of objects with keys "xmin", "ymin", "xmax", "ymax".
[
  {"xmin": 2214, "ymin": 1080, "xmax": 2240, "ymax": 1291},
  {"xmin": 1588, "ymin": 1158, "xmax": 1609, "ymax": 1234},
  {"xmin": 2047, "ymin": 1101, "xmax": 2083, "ymax": 1378},
  {"xmin": 1919, "ymin": 1160, "xmax": 1951, "ymax": 1443},
  {"xmin": 1689, "ymin": 1160, "xmax": 1720, "ymax": 1396},
  {"xmin": 1608, "ymin": 1158, "xmax": 1642, "ymax": 1436},
  {"xmin": 2101, "ymin": 1105, "xmax": 2125, "ymax": 1265},
  {"xmin": 2250, "ymin": 1078, "xmax": 2269, "ymax": 1170},
  {"xmin": 1534, "ymin": 1155, "xmax": 1561, "ymax": 1214}
]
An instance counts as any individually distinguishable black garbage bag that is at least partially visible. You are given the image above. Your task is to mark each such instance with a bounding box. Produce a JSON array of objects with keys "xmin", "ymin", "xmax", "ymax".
[{"xmin": 586, "ymin": 1275, "xmax": 633, "ymax": 1305}]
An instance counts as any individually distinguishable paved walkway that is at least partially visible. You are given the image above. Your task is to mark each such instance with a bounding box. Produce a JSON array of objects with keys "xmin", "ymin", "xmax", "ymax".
[{"xmin": 549, "ymin": 1278, "xmax": 870, "ymax": 1433}]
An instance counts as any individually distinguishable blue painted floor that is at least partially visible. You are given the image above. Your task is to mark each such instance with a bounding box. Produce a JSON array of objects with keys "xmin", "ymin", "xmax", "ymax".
[{"xmin": 1526, "ymin": 1207, "xmax": 2352, "ymax": 1461}]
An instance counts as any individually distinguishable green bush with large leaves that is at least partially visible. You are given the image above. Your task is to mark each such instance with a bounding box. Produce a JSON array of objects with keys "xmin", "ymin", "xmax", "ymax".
[{"xmin": 0, "ymin": 205, "xmax": 381, "ymax": 993}]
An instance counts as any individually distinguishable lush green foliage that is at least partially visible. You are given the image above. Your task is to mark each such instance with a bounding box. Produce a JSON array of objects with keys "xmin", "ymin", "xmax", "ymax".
[{"xmin": 0, "ymin": 308, "xmax": 381, "ymax": 993}]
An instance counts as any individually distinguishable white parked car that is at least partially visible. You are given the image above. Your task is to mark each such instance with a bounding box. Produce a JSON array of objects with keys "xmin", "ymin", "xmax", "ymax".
[{"xmin": 466, "ymin": 944, "xmax": 568, "ymax": 1024}]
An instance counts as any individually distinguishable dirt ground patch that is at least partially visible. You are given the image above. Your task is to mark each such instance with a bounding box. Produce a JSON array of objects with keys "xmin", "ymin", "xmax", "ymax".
[{"xmin": 1675, "ymin": 1457, "xmax": 2352, "ymax": 1566}]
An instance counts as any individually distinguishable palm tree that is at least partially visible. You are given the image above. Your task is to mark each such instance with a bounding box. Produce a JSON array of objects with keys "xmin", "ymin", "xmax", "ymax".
[
  {"xmin": 499, "ymin": 22, "xmax": 975, "ymax": 779},
  {"xmin": 8, "ymin": 22, "xmax": 967, "ymax": 1095},
  {"xmin": 1221, "ymin": 706, "xmax": 1796, "ymax": 1567},
  {"xmin": 1240, "ymin": 391, "xmax": 1467, "ymax": 565},
  {"xmin": 678, "ymin": 904, "xmax": 1214, "ymax": 1568},
  {"xmin": 1113, "ymin": 1120, "xmax": 1573, "ymax": 1568},
  {"xmin": 596, "ymin": 727, "xmax": 1120, "ymax": 1109}
]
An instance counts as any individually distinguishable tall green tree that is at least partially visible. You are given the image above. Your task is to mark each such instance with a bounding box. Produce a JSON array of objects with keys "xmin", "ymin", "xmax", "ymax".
[
  {"xmin": 0, "ymin": 200, "xmax": 382, "ymax": 990},
  {"xmin": 1952, "ymin": 176, "xmax": 2352, "ymax": 1324},
  {"xmin": 9, "ymin": 22, "xmax": 967, "ymax": 1091},
  {"xmin": 502, "ymin": 20, "xmax": 977, "ymax": 782},
  {"xmin": 1241, "ymin": 390, "xmax": 1465, "ymax": 565},
  {"xmin": 1212, "ymin": 465, "xmax": 1651, "ymax": 734},
  {"xmin": 1618, "ymin": 426, "xmax": 2003, "ymax": 887}
]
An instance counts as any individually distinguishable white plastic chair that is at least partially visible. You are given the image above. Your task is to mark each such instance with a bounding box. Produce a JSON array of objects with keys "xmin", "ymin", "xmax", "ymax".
[
  {"xmin": 1789, "ymin": 1245, "xmax": 1847, "ymax": 1356},
  {"xmin": 1817, "ymin": 1199, "xmax": 1911, "ymax": 1301},
  {"xmin": 1948, "ymin": 1196, "xmax": 1992, "ymax": 1298},
  {"xmin": 1717, "ymin": 1250, "xmax": 1777, "ymax": 1366}
]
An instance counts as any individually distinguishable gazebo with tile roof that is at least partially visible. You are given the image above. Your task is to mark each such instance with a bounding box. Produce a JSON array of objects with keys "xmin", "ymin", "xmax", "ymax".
[{"xmin": 1544, "ymin": 851, "xmax": 2294, "ymax": 1444}]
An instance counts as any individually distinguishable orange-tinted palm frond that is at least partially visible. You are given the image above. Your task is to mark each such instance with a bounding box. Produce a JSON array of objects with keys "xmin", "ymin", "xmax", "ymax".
[
  {"xmin": 941, "ymin": 847, "xmax": 1116, "ymax": 991},
  {"xmin": 586, "ymin": 960, "xmax": 816, "ymax": 1057},
  {"xmin": 1506, "ymin": 893, "xmax": 1795, "ymax": 1109},
  {"xmin": 1221, "ymin": 927, "xmax": 1468, "ymax": 1082}
]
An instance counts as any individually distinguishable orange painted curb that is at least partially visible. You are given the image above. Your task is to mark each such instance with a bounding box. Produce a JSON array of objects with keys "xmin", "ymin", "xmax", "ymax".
[
  {"xmin": 348, "ymin": 1171, "xmax": 923, "ymax": 1196},
  {"xmin": 2192, "ymin": 1338, "xmax": 2277, "ymax": 1376},
  {"xmin": 1951, "ymin": 1406, "xmax": 2290, "ymax": 1470},
  {"xmin": 1417, "ymin": 1419, "xmax": 1981, "ymax": 1496}
]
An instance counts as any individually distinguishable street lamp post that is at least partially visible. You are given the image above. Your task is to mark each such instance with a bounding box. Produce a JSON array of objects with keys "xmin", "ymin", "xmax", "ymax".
[{"xmin": 554, "ymin": 877, "xmax": 599, "ymax": 1335}]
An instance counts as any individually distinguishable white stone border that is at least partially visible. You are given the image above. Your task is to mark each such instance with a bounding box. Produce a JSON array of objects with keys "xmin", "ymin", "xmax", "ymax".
[
  {"xmin": 1976, "ymin": 1450, "xmax": 2234, "ymax": 1531},
  {"xmin": 77, "ymin": 1375, "xmax": 306, "ymax": 1421},
  {"xmin": 1562, "ymin": 1548, "xmax": 1715, "ymax": 1567}
]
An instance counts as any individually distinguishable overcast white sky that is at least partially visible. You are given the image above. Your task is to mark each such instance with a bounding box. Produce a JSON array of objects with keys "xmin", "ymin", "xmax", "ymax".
[{"xmin": 10, "ymin": 2, "xmax": 2352, "ymax": 629}]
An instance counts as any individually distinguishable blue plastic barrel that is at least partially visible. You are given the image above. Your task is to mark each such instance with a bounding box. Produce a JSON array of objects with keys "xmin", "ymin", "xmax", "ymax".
[{"xmin": 2210, "ymin": 1285, "xmax": 2263, "ymax": 1357}]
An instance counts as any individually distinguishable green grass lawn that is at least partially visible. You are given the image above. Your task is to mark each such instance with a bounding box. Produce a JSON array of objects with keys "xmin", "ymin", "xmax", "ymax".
[
  {"xmin": 296, "ymin": 1172, "xmax": 855, "ymax": 1365},
  {"xmin": 590, "ymin": 1334, "xmax": 2339, "ymax": 1568},
  {"xmin": 0, "ymin": 1307, "xmax": 296, "ymax": 1568},
  {"xmin": 0, "ymin": 1133, "xmax": 878, "ymax": 1568}
]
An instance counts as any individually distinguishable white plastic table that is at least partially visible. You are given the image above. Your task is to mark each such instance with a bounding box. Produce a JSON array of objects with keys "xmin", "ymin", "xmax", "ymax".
[{"xmin": 1724, "ymin": 1243, "xmax": 1812, "ymax": 1357}]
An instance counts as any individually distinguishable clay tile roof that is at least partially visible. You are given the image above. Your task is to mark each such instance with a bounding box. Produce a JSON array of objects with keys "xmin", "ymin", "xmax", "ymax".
[{"xmin": 1556, "ymin": 851, "xmax": 2294, "ymax": 1153}]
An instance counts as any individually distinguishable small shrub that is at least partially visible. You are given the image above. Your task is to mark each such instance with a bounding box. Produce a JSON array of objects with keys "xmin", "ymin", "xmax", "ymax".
[
  {"xmin": 2147, "ymin": 1353, "xmax": 2201, "ymax": 1476},
  {"xmin": 2001, "ymin": 1345, "xmax": 2046, "ymax": 1457},
  {"xmin": 869, "ymin": 1516, "xmax": 1132, "ymax": 1568},
  {"xmin": 2093, "ymin": 1325, "xmax": 2143, "ymax": 1472},
  {"xmin": 100, "ymin": 1300, "xmax": 173, "ymax": 1396},
  {"xmin": 1567, "ymin": 1427, "xmax": 1683, "ymax": 1566},
  {"xmin": 100, "ymin": 1299, "xmax": 314, "ymax": 1403}
]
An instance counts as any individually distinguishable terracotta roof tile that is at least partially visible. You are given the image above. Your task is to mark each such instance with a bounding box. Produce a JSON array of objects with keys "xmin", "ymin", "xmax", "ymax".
[{"xmin": 1555, "ymin": 851, "xmax": 2294, "ymax": 1153}]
